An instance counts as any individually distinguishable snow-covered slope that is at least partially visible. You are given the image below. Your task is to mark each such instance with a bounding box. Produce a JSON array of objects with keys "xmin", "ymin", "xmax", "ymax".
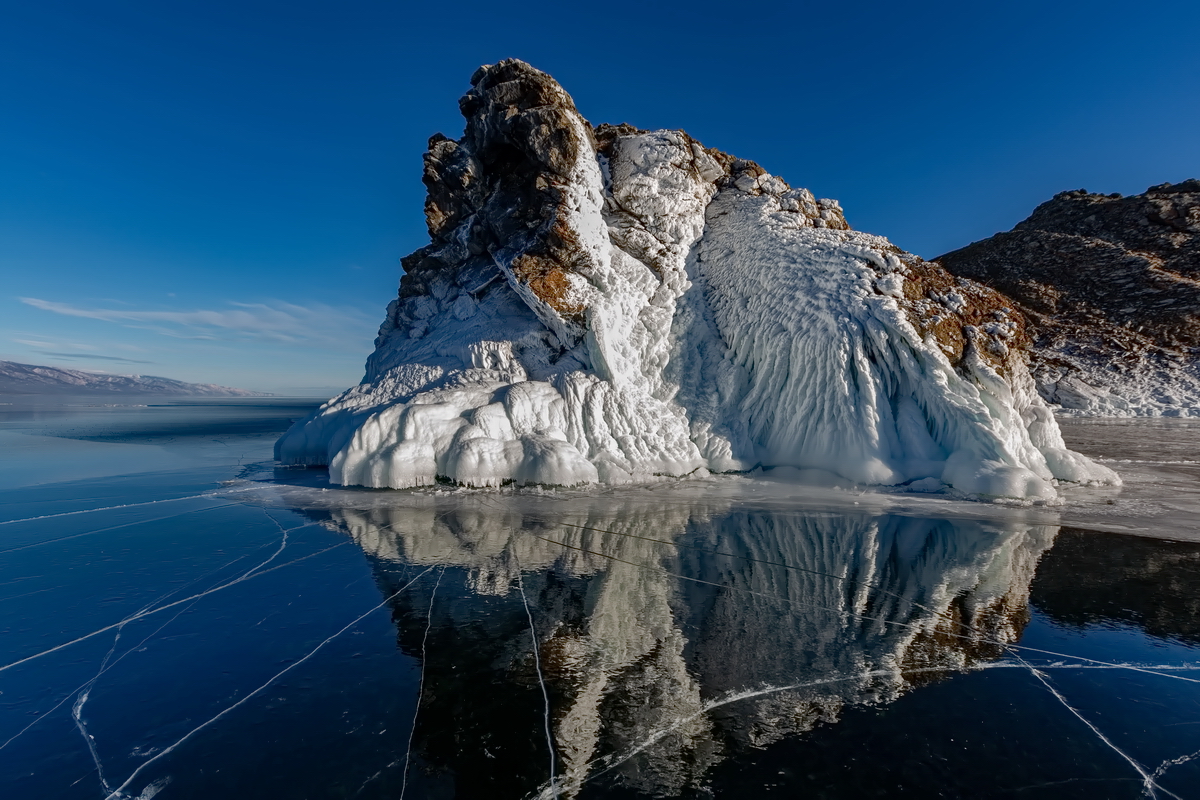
[
  {"xmin": 276, "ymin": 60, "xmax": 1116, "ymax": 499},
  {"xmin": 0, "ymin": 360, "xmax": 268, "ymax": 396}
]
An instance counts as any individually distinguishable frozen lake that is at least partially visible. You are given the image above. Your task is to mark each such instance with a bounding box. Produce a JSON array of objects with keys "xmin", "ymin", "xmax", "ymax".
[{"xmin": 1, "ymin": 398, "xmax": 1198, "ymax": 798}]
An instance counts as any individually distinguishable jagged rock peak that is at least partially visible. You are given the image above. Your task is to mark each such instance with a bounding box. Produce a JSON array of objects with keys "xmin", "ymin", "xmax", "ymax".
[
  {"xmin": 276, "ymin": 60, "xmax": 1117, "ymax": 498},
  {"xmin": 410, "ymin": 60, "xmax": 600, "ymax": 344},
  {"xmin": 404, "ymin": 60, "xmax": 851, "ymax": 348},
  {"xmin": 937, "ymin": 180, "xmax": 1200, "ymax": 416}
]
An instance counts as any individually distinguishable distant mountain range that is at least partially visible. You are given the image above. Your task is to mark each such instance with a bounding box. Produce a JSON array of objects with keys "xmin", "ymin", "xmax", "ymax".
[{"xmin": 0, "ymin": 361, "xmax": 270, "ymax": 396}]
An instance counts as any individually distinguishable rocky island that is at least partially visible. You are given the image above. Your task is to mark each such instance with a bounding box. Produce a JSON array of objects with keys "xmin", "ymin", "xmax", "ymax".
[{"xmin": 276, "ymin": 60, "xmax": 1117, "ymax": 499}]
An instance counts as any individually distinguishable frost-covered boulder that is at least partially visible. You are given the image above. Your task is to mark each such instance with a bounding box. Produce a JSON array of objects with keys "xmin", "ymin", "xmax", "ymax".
[{"xmin": 276, "ymin": 59, "xmax": 1117, "ymax": 498}]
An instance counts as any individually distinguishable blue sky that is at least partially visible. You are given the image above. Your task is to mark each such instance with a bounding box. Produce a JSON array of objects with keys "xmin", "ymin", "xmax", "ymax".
[{"xmin": 3, "ymin": 0, "xmax": 1197, "ymax": 394}]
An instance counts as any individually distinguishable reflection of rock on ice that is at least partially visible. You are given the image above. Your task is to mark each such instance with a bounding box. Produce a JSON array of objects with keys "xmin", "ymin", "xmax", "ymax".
[
  {"xmin": 336, "ymin": 495, "xmax": 720, "ymax": 794},
  {"xmin": 324, "ymin": 495, "xmax": 1055, "ymax": 796},
  {"xmin": 683, "ymin": 513, "xmax": 1053, "ymax": 753}
]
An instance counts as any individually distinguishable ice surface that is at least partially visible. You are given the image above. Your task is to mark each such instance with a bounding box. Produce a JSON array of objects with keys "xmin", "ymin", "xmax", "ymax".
[
  {"xmin": 277, "ymin": 102, "xmax": 1116, "ymax": 499},
  {"xmin": 218, "ymin": 476, "xmax": 1200, "ymax": 799},
  {"xmin": 3, "ymin": 401, "xmax": 1199, "ymax": 799}
]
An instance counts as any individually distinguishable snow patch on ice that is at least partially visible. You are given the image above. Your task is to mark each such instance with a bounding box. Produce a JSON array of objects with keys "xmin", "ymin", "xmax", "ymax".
[{"xmin": 1038, "ymin": 358, "xmax": 1200, "ymax": 418}]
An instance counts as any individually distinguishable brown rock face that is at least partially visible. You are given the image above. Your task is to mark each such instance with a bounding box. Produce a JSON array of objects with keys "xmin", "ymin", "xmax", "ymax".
[
  {"xmin": 400, "ymin": 59, "xmax": 599, "ymax": 343},
  {"xmin": 937, "ymin": 182, "xmax": 1200, "ymax": 356},
  {"xmin": 894, "ymin": 254, "xmax": 1030, "ymax": 380}
]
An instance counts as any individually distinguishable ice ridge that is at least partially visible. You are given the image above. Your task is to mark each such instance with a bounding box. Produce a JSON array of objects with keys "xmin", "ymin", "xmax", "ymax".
[{"xmin": 275, "ymin": 59, "xmax": 1117, "ymax": 499}]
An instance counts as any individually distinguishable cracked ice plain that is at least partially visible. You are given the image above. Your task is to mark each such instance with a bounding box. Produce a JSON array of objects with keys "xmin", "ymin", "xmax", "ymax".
[
  {"xmin": 286, "ymin": 487, "xmax": 1199, "ymax": 799},
  {"xmin": 0, "ymin": 501, "xmax": 435, "ymax": 800},
  {"xmin": 5, "ymin": 463, "xmax": 1197, "ymax": 799}
]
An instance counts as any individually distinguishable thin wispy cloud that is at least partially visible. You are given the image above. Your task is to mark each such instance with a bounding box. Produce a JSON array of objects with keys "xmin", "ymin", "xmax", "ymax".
[
  {"xmin": 15, "ymin": 338, "xmax": 96, "ymax": 351},
  {"xmin": 19, "ymin": 297, "xmax": 376, "ymax": 348},
  {"xmin": 41, "ymin": 351, "xmax": 155, "ymax": 364},
  {"xmin": 7, "ymin": 336, "xmax": 156, "ymax": 366}
]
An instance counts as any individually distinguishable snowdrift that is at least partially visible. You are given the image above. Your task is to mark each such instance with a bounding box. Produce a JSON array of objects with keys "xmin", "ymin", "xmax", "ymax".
[{"xmin": 276, "ymin": 60, "xmax": 1117, "ymax": 499}]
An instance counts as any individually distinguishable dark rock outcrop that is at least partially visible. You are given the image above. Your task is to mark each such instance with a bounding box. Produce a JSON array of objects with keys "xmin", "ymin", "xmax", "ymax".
[
  {"xmin": 937, "ymin": 181, "xmax": 1200, "ymax": 414},
  {"xmin": 401, "ymin": 60, "xmax": 599, "ymax": 346}
]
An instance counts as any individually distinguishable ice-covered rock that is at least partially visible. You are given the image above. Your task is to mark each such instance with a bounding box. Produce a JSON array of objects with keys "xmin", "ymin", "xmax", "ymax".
[{"xmin": 276, "ymin": 59, "xmax": 1117, "ymax": 498}]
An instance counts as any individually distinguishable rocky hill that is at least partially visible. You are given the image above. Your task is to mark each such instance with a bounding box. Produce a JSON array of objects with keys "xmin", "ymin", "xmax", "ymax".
[
  {"xmin": 937, "ymin": 181, "xmax": 1200, "ymax": 415},
  {"xmin": 276, "ymin": 59, "xmax": 1115, "ymax": 499},
  {"xmin": 0, "ymin": 361, "xmax": 269, "ymax": 396}
]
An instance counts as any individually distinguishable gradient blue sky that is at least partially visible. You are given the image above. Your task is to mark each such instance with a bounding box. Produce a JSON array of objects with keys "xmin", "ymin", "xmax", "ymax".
[{"xmin": 3, "ymin": 0, "xmax": 1198, "ymax": 394}]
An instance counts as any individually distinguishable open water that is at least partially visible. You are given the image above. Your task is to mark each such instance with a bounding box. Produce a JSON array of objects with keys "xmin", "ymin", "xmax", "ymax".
[{"xmin": 1, "ymin": 398, "xmax": 1197, "ymax": 799}]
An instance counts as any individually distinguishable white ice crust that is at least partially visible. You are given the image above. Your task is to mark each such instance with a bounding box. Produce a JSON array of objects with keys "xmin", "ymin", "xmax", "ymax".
[
  {"xmin": 277, "ymin": 131, "xmax": 1118, "ymax": 498},
  {"xmin": 1037, "ymin": 357, "xmax": 1200, "ymax": 418}
]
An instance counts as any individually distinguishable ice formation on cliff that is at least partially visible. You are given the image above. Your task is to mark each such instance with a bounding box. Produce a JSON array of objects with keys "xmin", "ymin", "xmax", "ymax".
[{"xmin": 276, "ymin": 60, "xmax": 1118, "ymax": 499}]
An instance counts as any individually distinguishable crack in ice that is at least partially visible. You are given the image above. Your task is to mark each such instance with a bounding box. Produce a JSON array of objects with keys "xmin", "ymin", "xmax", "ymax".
[
  {"xmin": 1151, "ymin": 745, "xmax": 1200, "ymax": 785},
  {"xmin": 1019, "ymin": 659, "xmax": 1182, "ymax": 800},
  {"xmin": 68, "ymin": 598, "xmax": 201, "ymax": 775},
  {"xmin": 0, "ymin": 494, "xmax": 218, "ymax": 526},
  {"xmin": 73, "ymin": 682, "xmax": 113, "ymax": 794},
  {"xmin": 1, "ymin": 544, "xmax": 265, "ymax": 752},
  {"xmin": 516, "ymin": 559, "xmax": 556, "ymax": 789},
  {"xmin": 400, "ymin": 566, "xmax": 443, "ymax": 800},
  {"xmin": 0, "ymin": 586, "xmax": 56, "ymax": 604},
  {"xmin": 1013, "ymin": 777, "xmax": 1143, "ymax": 792},
  {"xmin": 0, "ymin": 522, "xmax": 341, "ymax": 675},
  {"xmin": 0, "ymin": 503, "xmax": 239, "ymax": 555},
  {"xmin": 102, "ymin": 566, "xmax": 437, "ymax": 800},
  {"xmin": 63, "ymin": 589, "xmax": 211, "ymax": 792}
]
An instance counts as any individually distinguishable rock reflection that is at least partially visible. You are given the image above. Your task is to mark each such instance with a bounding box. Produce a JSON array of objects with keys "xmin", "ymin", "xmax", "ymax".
[
  {"xmin": 1030, "ymin": 526, "xmax": 1200, "ymax": 644},
  {"xmin": 677, "ymin": 513, "xmax": 1052, "ymax": 755},
  {"xmin": 304, "ymin": 493, "xmax": 1056, "ymax": 798}
]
